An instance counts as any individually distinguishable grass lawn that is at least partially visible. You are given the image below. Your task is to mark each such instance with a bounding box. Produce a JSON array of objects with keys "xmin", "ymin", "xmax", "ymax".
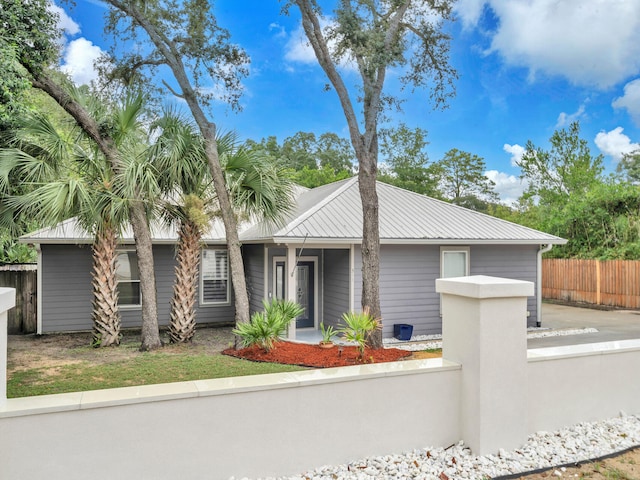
[
  {"xmin": 7, "ymin": 326, "xmax": 306, "ymax": 398},
  {"xmin": 7, "ymin": 326, "xmax": 441, "ymax": 398}
]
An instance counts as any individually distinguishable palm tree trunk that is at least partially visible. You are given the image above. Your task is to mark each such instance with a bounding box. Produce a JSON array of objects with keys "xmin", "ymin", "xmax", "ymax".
[
  {"xmin": 91, "ymin": 225, "xmax": 121, "ymax": 347},
  {"xmin": 168, "ymin": 219, "xmax": 201, "ymax": 343}
]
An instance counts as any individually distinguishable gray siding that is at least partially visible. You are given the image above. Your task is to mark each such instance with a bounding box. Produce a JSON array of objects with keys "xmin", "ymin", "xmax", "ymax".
[
  {"xmin": 322, "ymin": 249, "xmax": 350, "ymax": 328},
  {"xmin": 41, "ymin": 244, "xmax": 235, "ymax": 333},
  {"xmin": 243, "ymin": 244, "xmax": 265, "ymax": 315},
  {"xmin": 379, "ymin": 245, "xmax": 441, "ymax": 337},
  {"xmin": 469, "ymin": 244, "xmax": 539, "ymax": 326},
  {"xmin": 354, "ymin": 243, "xmax": 540, "ymax": 337},
  {"xmin": 41, "ymin": 244, "xmax": 93, "ymax": 332}
]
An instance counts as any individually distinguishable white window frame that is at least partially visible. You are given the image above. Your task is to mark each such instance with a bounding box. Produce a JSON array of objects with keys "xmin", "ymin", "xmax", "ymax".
[
  {"xmin": 200, "ymin": 248, "xmax": 230, "ymax": 306},
  {"xmin": 273, "ymin": 256, "xmax": 286, "ymax": 301},
  {"xmin": 440, "ymin": 246, "xmax": 470, "ymax": 278},
  {"xmin": 116, "ymin": 248, "xmax": 142, "ymax": 308}
]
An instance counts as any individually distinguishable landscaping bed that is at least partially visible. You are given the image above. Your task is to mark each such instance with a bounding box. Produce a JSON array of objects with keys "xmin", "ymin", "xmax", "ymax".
[{"xmin": 223, "ymin": 341, "xmax": 412, "ymax": 367}]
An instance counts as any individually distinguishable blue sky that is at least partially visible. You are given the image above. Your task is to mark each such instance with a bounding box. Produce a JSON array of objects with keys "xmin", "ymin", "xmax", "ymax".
[{"xmin": 52, "ymin": 0, "xmax": 640, "ymax": 203}]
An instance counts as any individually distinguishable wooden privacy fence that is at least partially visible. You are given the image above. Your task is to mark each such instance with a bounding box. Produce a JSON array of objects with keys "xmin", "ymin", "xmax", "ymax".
[
  {"xmin": 0, "ymin": 264, "xmax": 37, "ymax": 333},
  {"xmin": 542, "ymin": 259, "xmax": 640, "ymax": 309}
]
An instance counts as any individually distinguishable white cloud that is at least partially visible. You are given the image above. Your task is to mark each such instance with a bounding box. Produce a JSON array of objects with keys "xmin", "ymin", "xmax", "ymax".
[
  {"xmin": 460, "ymin": 0, "xmax": 640, "ymax": 88},
  {"xmin": 269, "ymin": 23, "xmax": 287, "ymax": 39},
  {"xmin": 284, "ymin": 23, "xmax": 317, "ymax": 64},
  {"xmin": 60, "ymin": 38, "xmax": 104, "ymax": 86},
  {"xmin": 48, "ymin": 2, "xmax": 80, "ymax": 35},
  {"xmin": 284, "ymin": 18, "xmax": 357, "ymax": 71},
  {"xmin": 556, "ymin": 103, "xmax": 587, "ymax": 128},
  {"xmin": 612, "ymin": 79, "xmax": 640, "ymax": 126},
  {"xmin": 454, "ymin": 0, "xmax": 487, "ymax": 29},
  {"xmin": 503, "ymin": 143, "xmax": 525, "ymax": 167},
  {"xmin": 594, "ymin": 127, "xmax": 640, "ymax": 162},
  {"xmin": 485, "ymin": 170, "xmax": 527, "ymax": 204}
]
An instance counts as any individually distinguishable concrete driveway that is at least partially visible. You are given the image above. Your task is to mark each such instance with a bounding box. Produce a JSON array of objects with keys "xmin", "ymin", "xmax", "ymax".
[{"xmin": 527, "ymin": 303, "xmax": 640, "ymax": 348}]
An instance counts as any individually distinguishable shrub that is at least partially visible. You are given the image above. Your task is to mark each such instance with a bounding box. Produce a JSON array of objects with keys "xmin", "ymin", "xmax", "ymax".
[
  {"xmin": 338, "ymin": 307, "xmax": 381, "ymax": 358},
  {"xmin": 233, "ymin": 299, "xmax": 303, "ymax": 352}
]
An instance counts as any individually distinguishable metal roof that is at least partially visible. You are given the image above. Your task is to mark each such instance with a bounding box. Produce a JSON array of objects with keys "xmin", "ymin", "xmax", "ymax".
[
  {"xmin": 243, "ymin": 177, "xmax": 566, "ymax": 245},
  {"xmin": 20, "ymin": 217, "xmax": 231, "ymax": 245},
  {"xmin": 21, "ymin": 178, "xmax": 566, "ymax": 245}
]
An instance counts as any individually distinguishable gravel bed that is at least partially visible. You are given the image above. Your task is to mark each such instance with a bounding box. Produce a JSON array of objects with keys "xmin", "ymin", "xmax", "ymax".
[
  {"xmin": 383, "ymin": 328, "xmax": 599, "ymax": 352},
  {"xmin": 236, "ymin": 414, "xmax": 640, "ymax": 480}
]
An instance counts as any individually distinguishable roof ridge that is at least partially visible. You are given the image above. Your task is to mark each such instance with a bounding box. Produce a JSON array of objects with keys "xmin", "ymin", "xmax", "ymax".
[{"xmin": 275, "ymin": 177, "xmax": 358, "ymax": 237}]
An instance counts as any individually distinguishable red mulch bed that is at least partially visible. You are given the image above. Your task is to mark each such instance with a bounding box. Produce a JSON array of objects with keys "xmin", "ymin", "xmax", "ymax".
[{"xmin": 223, "ymin": 341, "xmax": 412, "ymax": 368}]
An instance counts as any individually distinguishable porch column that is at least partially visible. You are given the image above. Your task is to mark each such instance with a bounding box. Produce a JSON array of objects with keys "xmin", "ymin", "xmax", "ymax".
[
  {"xmin": 286, "ymin": 245, "xmax": 297, "ymax": 339},
  {"xmin": 0, "ymin": 288, "xmax": 16, "ymax": 405},
  {"xmin": 436, "ymin": 275, "xmax": 533, "ymax": 456}
]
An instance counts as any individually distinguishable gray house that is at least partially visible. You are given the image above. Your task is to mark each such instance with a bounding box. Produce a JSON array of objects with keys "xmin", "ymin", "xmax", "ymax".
[{"xmin": 22, "ymin": 177, "xmax": 565, "ymax": 338}]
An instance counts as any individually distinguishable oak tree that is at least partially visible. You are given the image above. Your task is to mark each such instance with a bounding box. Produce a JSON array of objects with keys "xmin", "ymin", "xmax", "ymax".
[{"xmin": 288, "ymin": 0, "xmax": 457, "ymax": 347}]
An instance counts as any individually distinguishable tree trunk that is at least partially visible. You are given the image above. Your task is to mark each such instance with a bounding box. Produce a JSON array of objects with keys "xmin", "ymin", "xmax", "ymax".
[
  {"xmin": 91, "ymin": 225, "xmax": 121, "ymax": 347},
  {"xmin": 168, "ymin": 219, "xmax": 200, "ymax": 343},
  {"xmin": 358, "ymin": 149, "xmax": 382, "ymax": 349},
  {"xmin": 129, "ymin": 201, "xmax": 162, "ymax": 351},
  {"xmin": 30, "ymin": 73, "xmax": 163, "ymax": 351},
  {"xmin": 199, "ymin": 125, "xmax": 250, "ymax": 350}
]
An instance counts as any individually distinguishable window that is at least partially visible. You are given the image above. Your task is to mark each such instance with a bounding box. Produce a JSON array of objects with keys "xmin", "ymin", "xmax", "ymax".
[
  {"xmin": 201, "ymin": 249, "xmax": 229, "ymax": 304},
  {"xmin": 116, "ymin": 250, "xmax": 141, "ymax": 306},
  {"xmin": 441, "ymin": 247, "xmax": 470, "ymax": 278}
]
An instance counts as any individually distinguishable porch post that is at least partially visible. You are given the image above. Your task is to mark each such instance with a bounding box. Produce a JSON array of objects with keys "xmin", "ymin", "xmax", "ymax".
[
  {"xmin": 436, "ymin": 275, "xmax": 533, "ymax": 456},
  {"xmin": 0, "ymin": 288, "xmax": 16, "ymax": 405},
  {"xmin": 286, "ymin": 245, "xmax": 297, "ymax": 339}
]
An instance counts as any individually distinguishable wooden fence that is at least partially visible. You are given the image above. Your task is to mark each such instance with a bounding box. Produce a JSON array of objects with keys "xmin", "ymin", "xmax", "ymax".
[
  {"xmin": 542, "ymin": 259, "xmax": 640, "ymax": 309},
  {"xmin": 0, "ymin": 264, "xmax": 37, "ymax": 333}
]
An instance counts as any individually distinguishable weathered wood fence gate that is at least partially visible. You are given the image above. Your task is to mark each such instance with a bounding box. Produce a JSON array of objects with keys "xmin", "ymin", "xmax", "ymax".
[
  {"xmin": 0, "ymin": 264, "xmax": 37, "ymax": 333},
  {"xmin": 542, "ymin": 258, "xmax": 640, "ymax": 309}
]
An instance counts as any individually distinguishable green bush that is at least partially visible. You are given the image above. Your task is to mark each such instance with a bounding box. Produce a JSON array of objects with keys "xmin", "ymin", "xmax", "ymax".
[
  {"xmin": 338, "ymin": 307, "xmax": 380, "ymax": 357},
  {"xmin": 233, "ymin": 299, "xmax": 303, "ymax": 352}
]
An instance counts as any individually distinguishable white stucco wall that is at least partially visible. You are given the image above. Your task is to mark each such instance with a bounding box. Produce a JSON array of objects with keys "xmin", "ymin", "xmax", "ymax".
[
  {"xmin": 0, "ymin": 360, "xmax": 461, "ymax": 480},
  {"xmin": 3, "ymin": 278, "xmax": 640, "ymax": 479}
]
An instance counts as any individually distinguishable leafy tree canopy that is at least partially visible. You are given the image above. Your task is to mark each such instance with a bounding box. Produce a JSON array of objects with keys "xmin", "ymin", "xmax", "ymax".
[
  {"xmin": 617, "ymin": 150, "xmax": 640, "ymax": 184},
  {"xmin": 245, "ymin": 131, "xmax": 355, "ymax": 187},
  {"xmin": 0, "ymin": 0, "xmax": 60, "ymax": 130},
  {"xmin": 103, "ymin": 0, "xmax": 249, "ymax": 109},
  {"xmin": 517, "ymin": 122, "xmax": 604, "ymax": 207},
  {"xmin": 437, "ymin": 148, "xmax": 498, "ymax": 210},
  {"xmin": 378, "ymin": 123, "xmax": 441, "ymax": 197}
]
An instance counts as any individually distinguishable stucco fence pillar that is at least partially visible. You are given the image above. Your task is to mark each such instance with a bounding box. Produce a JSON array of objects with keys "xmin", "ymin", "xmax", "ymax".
[
  {"xmin": 436, "ymin": 275, "xmax": 534, "ymax": 456},
  {"xmin": 0, "ymin": 288, "xmax": 17, "ymax": 405}
]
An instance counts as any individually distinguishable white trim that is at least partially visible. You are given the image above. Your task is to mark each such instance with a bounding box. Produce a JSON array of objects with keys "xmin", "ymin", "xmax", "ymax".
[
  {"xmin": 200, "ymin": 248, "xmax": 231, "ymax": 306},
  {"xmin": 271, "ymin": 237, "xmax": 567, "ymax": 246},
  {"xmin": 272, "ymin": 256, "xmax": 286, "ymax": 301},
  {"xmin": 537, "ymin": 244, "xmax": 553, "ymax": 326},
  {"xmin": 274, "ymin": 254, "xmax": 319, "ymax": 330},
  {"xmin": 263, "ymin": 245, "xmax": 269, "ymax": 301},
  {"xmin": 116, "ymin": 248, "xmax": 142, "ymax": 308},
  {"xmin": 440, "ymin": 246, "xmax": 470, "ymax": 278},
  {"xmin": 349, "ymin": 244, "xmax": 355, "ymax": 312},
  {"xmin": 36, "ymin": 245, "xmax": 42, "ymax": 335},
  {"xmin": 296, "ymin": 256, "xmax": 319, "ymax": 330}
]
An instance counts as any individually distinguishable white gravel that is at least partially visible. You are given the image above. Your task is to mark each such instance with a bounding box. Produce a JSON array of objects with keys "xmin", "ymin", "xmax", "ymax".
[
  {"xmin": 383, "ymin": 328, "xmax": 599, "ymax": 352},
  {"xmin": 236, "ymin": 414, "xmax": 640, "ymax": 480}
]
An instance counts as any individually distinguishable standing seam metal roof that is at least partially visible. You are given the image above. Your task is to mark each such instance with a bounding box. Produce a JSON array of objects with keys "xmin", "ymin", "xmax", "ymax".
[{"xmin": 21, "ymin": 178, "xmax": 566, "ymax": 245}]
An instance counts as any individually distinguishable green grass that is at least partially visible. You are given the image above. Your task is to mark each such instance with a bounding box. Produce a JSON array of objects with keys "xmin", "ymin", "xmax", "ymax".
[{"xmin": 7, "ymin": 352, "xmax": 306, "ymax": 398}]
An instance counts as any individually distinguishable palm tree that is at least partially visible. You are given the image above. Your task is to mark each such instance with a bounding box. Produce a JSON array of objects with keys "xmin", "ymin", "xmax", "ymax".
[
  {"xmin": 0, "ymin": 110, "xmax": 128, "ymax": 346},
  {"xmin": 1, "ymin": 89, "xmax": 163, "ymax": 348},
  {"xmin": 152, "ymin": 113, "xmax": 295, "ymax": 343}
]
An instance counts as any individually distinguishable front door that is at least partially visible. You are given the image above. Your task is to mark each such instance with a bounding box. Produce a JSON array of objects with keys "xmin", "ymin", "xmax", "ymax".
[{"xmin": 296, "ymin": 261, "xmax": 315, "ymax": 328}]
